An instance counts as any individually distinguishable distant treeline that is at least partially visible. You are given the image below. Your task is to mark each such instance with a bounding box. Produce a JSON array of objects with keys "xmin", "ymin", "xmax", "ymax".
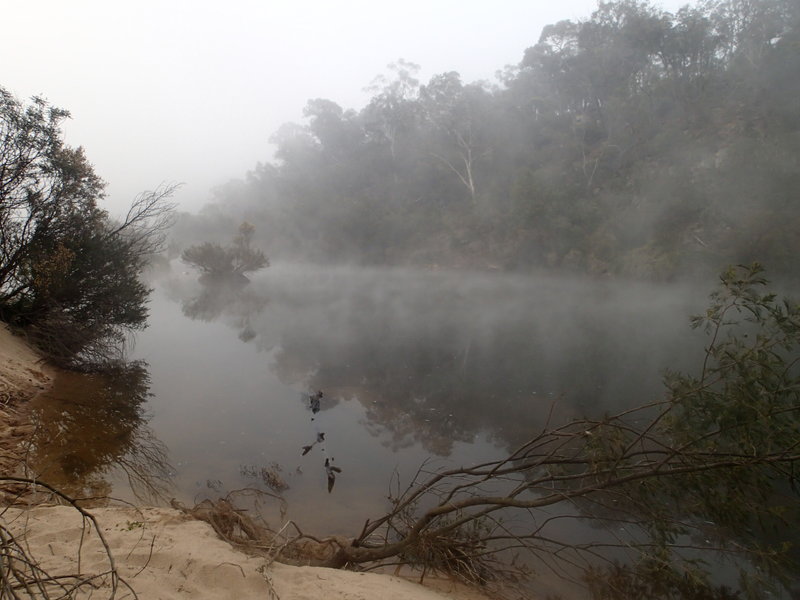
[{"xmin": 173, "ymin": 0, "xmax": 800, "ymax": 280}]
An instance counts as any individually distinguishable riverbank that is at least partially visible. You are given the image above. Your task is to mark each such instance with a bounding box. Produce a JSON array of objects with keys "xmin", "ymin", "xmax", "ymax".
[
  {"xmin": 0, "ymin": 323, "xmax": 53, "ymax": 486},
  {"xmin": 3, "ymin": 504, "xmax": 487, "ymax": 600},
  {"xmin": 0, "ymin": 323, "xmax": 490, "ymax": 600}
]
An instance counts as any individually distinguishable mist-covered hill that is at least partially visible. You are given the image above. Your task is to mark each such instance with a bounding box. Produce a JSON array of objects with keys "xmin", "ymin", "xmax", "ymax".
[{"xmin": 172, "ymin": 0, "xmax": 800, "ymax": 280}]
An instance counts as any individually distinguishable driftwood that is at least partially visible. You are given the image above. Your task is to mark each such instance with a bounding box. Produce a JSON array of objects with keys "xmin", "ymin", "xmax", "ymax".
[{"xmin": 169, "ymin": 490, "xmax": 352, "ymax": 568}]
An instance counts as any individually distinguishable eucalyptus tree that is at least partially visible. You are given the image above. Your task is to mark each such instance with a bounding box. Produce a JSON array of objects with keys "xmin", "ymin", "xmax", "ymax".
[
  {"xmin": 419, "ymin": 73, "xmax": 498, "ymax": 206},
  {"xmin": 192, "ymin": 0, "xmax": 800, "ymax": 277}
]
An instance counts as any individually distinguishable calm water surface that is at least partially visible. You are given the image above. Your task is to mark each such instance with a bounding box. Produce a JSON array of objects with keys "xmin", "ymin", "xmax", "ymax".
[{"xmin": 30, "ymin": 263, "xmax": 706, "ymax": 543}]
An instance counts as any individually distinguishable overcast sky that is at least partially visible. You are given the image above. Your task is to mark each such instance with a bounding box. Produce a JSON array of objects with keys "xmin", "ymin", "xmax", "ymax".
[{"xmin": 3, "ymin": 0, "xmax": 688, "ymax": 216}]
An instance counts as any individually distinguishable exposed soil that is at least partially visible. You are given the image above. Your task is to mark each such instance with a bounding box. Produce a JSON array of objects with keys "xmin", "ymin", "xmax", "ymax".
[{"xmin": 0, "ymin": 324, "xmax": 53, "ymax": 490}]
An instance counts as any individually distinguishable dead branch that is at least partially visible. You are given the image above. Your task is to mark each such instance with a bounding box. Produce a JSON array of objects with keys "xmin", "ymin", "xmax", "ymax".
[
  {"xmin": 107, "ymin": 183, "xmax": 180, "ymax": 258},
  {"xmin": 0, "ymin": 477, "xmax": 136, "ymax": 599}
]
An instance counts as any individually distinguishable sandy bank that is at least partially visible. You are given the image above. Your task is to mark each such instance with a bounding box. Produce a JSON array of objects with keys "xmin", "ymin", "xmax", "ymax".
[
  {"xmin": 0, "ymin": 323, "xmax": 53, "ymax": 480},
  {"xmin": 4, "ymin": 505, "xmax": 485, "ymax": 600},
  {"xmin": 0, "ymin": 325, "xmax": 488, "ymax": 600},
  {"xmin": 0, "ymin": 324, "xmax": 52, "ymax": 396}
]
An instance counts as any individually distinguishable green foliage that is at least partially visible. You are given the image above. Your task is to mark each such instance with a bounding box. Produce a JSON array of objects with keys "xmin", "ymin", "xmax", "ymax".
[
  {"xmin": 670, "ymin": 264, "xmax": 800, "ymax": 454},
  {"xmin": 584, "ymin": 263, "xmax": 800, "ymax": 598},
  {"xmin": 177, "ymin": 0, "xmax": 800, "ymax": 278},
  {"xmin": 0, "ymin": 86, "xmax": 175, "ymax": 367},
  {"xmin": 181, "ymin": 222, "xmax": 268, "ymax": 278},
  {"xmin": 331, "ymin": 265, "xmax": 800, "ymax": 599}
]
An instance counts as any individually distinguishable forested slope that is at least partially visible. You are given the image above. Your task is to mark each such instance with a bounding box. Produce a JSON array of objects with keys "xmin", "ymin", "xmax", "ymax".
[{"xmin": 175, "ymin": 0, "xmax": 800, "ymax": 280}]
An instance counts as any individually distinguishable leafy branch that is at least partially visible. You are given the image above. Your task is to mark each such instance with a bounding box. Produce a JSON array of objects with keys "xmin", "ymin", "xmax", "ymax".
[{"xmin": 283, "ymin": 264, "xmax": 800, "ymax": 599}]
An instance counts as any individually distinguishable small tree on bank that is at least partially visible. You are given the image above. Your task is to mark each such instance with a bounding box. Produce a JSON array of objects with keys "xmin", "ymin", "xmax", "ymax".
[{"xmin": 181, "ymin": 222, "xmax": 268, "ymax": 279}]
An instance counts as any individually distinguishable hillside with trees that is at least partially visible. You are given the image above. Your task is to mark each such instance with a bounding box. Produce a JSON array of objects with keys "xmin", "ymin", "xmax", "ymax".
[{"xmin": 174, "ymin": 0, "xmax": 800, "ymax": 280}]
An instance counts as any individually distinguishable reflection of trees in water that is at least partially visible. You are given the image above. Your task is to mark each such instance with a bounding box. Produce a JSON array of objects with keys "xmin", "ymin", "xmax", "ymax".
[
  {"xmin": 27, "ymin": 362, "xmax": 172, "ymax": 503},
  {"xmin": 169, "ymin": 268, "xmax": 699, "ymax": 458},
  {"xmin": 273, "ymin": 328, "xmax": 568, "ymax": 456},
  {"xmin": 180, "ymin": 273, "xmax": 268, "ymax": 343},
  {"xmin": 271, "ymin": 312, "xmax": 688, "ymax": 457}
]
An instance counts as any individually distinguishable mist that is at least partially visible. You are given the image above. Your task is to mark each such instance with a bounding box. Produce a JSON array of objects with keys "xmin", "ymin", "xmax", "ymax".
[
  {"xmin": 7, "ymin": 0, "xmax": 800, "ymax": 596},
  {"xmin": 158, "ymin": 0, "xmax": 800, "ymax": 282},
  {"xmin": 108, "ymin": 263, "xmax": 705, "ymax": 535},
  {"xmin": 158, "ymin": 263, "xmax": 708, "ymax": 449},
  {"xmin": 2, "ymin": 0, "xmax": 692, "ymax": 217}
]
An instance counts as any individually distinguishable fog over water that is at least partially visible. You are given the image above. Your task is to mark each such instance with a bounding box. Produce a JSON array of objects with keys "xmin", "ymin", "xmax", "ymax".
[
  {"xmin": 23, "ymin": 259, "xmax": 797, "ymax": 597},
  {"xmin": 2, "ymin": 0, "xmax": 798, "ymax": 595},
  {"xmin": 63, "ymin": 263, "xmax": 706, "ymax": 533},
  {"xmin": 0, "ymin": 0, "xmax": 794, "ymax": 595}
]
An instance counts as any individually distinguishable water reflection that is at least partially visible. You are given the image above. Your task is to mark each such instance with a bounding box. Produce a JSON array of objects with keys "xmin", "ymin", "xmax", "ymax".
[
  {"xmin": 164, "ymin": 264, "xmax": 705, "ymax": 458},
  {"xmin": 180, "ymin": 273, "xmax": 268, "ymax": 342},
  {"xmin": 26, "ymin": 362, "xmax": 173, "ymax": 503},
  {"xmin": 140, "ymin": 265, "xmax": 798, "ymax": 596}
]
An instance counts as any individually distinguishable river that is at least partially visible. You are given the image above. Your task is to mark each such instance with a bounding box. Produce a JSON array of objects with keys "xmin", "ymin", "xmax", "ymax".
[{"xmin": 28, "ymin": 262, "xmax": 711, "ymax": 592}]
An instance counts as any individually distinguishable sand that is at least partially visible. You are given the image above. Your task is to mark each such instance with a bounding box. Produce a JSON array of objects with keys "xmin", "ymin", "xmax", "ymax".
[
  {"xmin": 0, "ymin": 324, "xmax": 53, "ymax": 401},
  {"xmin": 2, "ymin": 505, "xmax": 486, "ymax": 600},
  {"xmin": 0, "ymin": 324, "xmax": 489, "ymax": 600},
  {"xmin": 0, "ymin": 323, "xmax": 53, "ymax": 479}
]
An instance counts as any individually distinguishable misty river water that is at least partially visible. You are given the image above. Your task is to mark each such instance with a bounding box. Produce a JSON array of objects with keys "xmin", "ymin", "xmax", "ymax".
[{"xmin": 27, "ymin": 262, "xmax": 713, "ymax": 588}]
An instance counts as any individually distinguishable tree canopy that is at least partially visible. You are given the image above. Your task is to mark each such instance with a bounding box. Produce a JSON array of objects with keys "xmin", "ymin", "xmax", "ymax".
[
  {"xmin": 181, "ymin": 221, "xmax": 269, "ymax": 279},
  {"xmin": 0, "ymin": 86, "xmax": 175, "ymax": 367},
  {"xmin": 175, "ymin": 0, "xmax": 800, "ymax": 280}
]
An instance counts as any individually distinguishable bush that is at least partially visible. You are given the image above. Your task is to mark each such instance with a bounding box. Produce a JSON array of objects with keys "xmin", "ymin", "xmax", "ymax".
[
  {"xmin": 284, "ymin": 264, "xmax": 799, "ymax": 599},
  {"xmin": 0, "ymin": 86, "xmax": 175, "ymax": 367},
  {"xmin": 182, "ymin": 222, "xmax": 268, "ymax": 278}
]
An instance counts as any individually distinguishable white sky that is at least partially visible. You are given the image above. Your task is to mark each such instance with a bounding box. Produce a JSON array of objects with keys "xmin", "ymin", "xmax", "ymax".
[{"xmin": 2, "ymin": 0, "xmax": 687, "ymax": 216}]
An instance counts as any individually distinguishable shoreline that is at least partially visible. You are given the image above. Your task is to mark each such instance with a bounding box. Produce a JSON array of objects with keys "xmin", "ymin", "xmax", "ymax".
[
  {"xmin": 0, "ymin": 323, "xmax": 491, "ymax": 600},
  {"xmin": 2, "ymin": 504, "xmax": 489, "ymax": 600},
  {"xmin": 0, "ymin": 323, "xmax": 53, "ymax": 487}
]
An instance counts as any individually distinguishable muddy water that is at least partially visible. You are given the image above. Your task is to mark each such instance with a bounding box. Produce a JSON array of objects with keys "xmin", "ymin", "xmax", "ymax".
[
  {"xmin": 27, "ymin": 364, "xmax": 169, "ymax": 502},
  {"xmin": 29, "ymin": 263, "xmax": 706, "ymax": 540}
]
